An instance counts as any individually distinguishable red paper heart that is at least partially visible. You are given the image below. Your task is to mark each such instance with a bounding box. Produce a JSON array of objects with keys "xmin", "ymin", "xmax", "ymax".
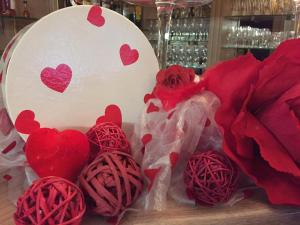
[
  {"xmin": 87, "ymin": 5, "xmax": 105, "ymax": 27},
  {"xmin": 144, "ymin": 93, "xmax": 155, "ymax": 104},
  {"xmin": 144, "ymin": 167, "xmax": 161, "ymax": 192},
  {"xmin": 0, "ymin": 108, "xmax": 13, "ymax": 136},
  {"xmin": 142, "ymin": 133, "xmax": 152, "ymax": 145},
  {"xmin": 120, "ymin": 44, "xmax": 139, "ymax": 66},
  {"xmin": 147, "ymin": 103, "xmax": 159, "ymax": 113},
  {"xmin": 170, "ymin": 152, "xmax": 179, "ymax": 168},
  {"xmin": 25, "ymin": 128, "xmax": 90, "ymax": 181},
  {"xmin": 96, "ymin": 104, "xmax": 122, "ymax": 127},
  {"xmin": 2, "ymin": 141, "xmax": 16, "ymax": 154},
  {"xmin": 40, "ymin": 64, "xmax": 72, "ymax": 93},
  {"xmin": 15, "ymin": 110, "xmax": 40, "ymax": 135}
]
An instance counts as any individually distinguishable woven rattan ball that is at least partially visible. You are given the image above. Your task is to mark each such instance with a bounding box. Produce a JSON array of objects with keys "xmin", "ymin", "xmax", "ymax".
[
  {"xmin": 86, "ymin": 122, "xmax": 130, "ymax": 159},
  {"xmin": 184, "ymin": 150, "xmax": 239, "ymax": 206},
  {"xmin": 79, "ymin": 151, "xmax": 143, "ymax": 217},
  {"xmin": 14, "ymin": 176, "xmax": 86, "ymax": 225}
]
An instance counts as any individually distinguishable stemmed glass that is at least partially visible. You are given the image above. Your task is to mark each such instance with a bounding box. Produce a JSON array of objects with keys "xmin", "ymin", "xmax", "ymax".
[{"xmin": 123, "ymin": 0, "xmax": 213, "ymax": 68}]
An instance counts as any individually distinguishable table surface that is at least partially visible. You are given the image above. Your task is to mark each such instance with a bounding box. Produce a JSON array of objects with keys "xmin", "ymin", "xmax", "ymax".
[{"xmin": 1, "ymin": 180, "xmax": 300, "ymax": 225}]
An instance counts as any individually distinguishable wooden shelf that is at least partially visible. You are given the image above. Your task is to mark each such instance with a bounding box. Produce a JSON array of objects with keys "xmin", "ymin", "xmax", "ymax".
[{"xmin": 1, "ymin": 179, "xmax": 300, "ymax": 225}]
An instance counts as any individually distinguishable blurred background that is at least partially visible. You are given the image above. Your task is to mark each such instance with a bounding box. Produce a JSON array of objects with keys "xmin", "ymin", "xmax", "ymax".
[{"xmin": 0, "ymin": 0, "xmax": 298, "ymax": 74}]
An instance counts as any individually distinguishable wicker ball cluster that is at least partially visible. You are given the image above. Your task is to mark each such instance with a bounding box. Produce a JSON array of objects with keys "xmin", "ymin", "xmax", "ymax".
[
  {"xmin": 14, "ymin": 176, "xmax": 85, "ymax": 225},
  {"xmin": 184, "ymin": 150, "xmax": 239, "ymax": 206},
  {"xmin": 79, "ymin": 151, "xmax": 143, "ymax": 217},
  {"xmin": 86, "ymin": 122, "xmax": 130, "ymax": 159}
]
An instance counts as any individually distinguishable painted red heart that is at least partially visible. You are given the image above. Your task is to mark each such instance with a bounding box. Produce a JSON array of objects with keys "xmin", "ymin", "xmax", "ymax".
[
  {"xmin": 0, "ymin": 108, "xmax": 13, "ymax": 136},
  {"xmin": 96, "ymin": 104, "xmax": 122, "ymax": 127},
  {"xmin": 87, "ymin": 5, "xmax": 105, "ymax": 27},
  {"xmin": 40, "ymin": 64, "xmax": 72, "ymax": 93},
  {"xmin": 25, "ymin": 128, "xmax": 90, "ymax": 181},
  {"xmin": 147, "ymin": 103, "xmax": 159, "ymax": 113},
  {"xmin": 120, "ymin": 44, "xmax": 139, "ymax": 66},
  {"xmin": 15, "ymin": 110, "xmax": 40, "ymax": 135},
  {"xmin": 144, "ymin": 167, "xmax": 161, "ymax": 192}
]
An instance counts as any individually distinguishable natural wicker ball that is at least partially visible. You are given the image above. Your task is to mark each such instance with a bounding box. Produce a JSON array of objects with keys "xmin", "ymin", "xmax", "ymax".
[
  {"xmin": 14, "ymin": 176, "xmax": 86, "ymax": 225},
  {"xmin": 86, "ymin": 122, "xmax": 130, "ymax": 159},
  {"xmin": 79, "ymin": 151, "xmax": 143, "ymax": 217},
  {"xmin": 184, "ymin": 150, "xmax": 239, "ymax": 206}
]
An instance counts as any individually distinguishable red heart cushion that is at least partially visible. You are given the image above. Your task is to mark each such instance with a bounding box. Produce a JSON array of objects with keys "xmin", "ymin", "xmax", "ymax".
[{"xmin": 25, "ymin": 128, "xmax": 90, "ymax": 181}]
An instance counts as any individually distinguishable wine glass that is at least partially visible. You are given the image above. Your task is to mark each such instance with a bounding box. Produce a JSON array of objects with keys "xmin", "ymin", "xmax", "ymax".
[{"xmin": 123, "ymin": 0, "xmax": 213, "ymax": 68}]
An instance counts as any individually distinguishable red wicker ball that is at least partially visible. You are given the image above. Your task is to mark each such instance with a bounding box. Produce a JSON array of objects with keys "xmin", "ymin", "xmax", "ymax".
[
  {"xmin": 79, "ymin": 151, "xmax": 143, "ymax": 217},
  {"xmin": 184, "ymin": 150, "xmax": 239, "ymax": 206},
  {"xmin": 14, "ymin": 176, "xmax": 86, "ymax": 225},
  {"xmin": 86, "ymin": 122, "xmax": 130, "ymax": 159}
]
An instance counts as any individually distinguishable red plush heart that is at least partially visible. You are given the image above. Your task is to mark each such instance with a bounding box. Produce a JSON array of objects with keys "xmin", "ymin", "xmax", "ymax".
[
  {"xmin": 40, "ymin": 64, "xmax": 72, "ymax": 93},
  {"xmin": 87, "ymin": 5, "xmax": 105, "ymax": 27},
  {"xmin": 25, "ymin": 128, "xmax": 90, "ymax": 181},
  {"xmin": 15, "ymin": 110, "xmax": 40, "ymax": 135},
  {"xmin": 120, "ymin": 44, "xmax": 139, "ymax": 66},
  {"xmin": 96, "ymin": 104, "xmax": 122, "ymax": 127}
]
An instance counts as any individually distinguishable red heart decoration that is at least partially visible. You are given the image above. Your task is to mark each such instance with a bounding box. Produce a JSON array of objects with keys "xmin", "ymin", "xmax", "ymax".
[
  {"xmin": 147, "ymin": 103, "xmax": 160, "ymax": 113},
  {"xmin": 169, "ymin": 152, "xmax": 179, "ymax": 168},
  {"xmin": 87, "ymin": 5, "xmax": 105, "ymax": 27},
  {"xmin": 0, "ymin": 108, "xmax": 13, "ymax": 136},
  {"xmin": 25, "ymin": 128, "xmax": 90, "ymax": 181},
  {"xmin": 142, "ymin": 133, "xmax": 152, "ymax": 145},
  {"xmin": 144, "ymin": 167, "xmax": 161, "ymax": 192},
  {"xmin": 40, "ymin": 64, "xmax": 72, "ymax": 93},
  {"xmin": 15, "ymin": 110, "xmax": 40, "ymax": 135},
  {"xmin": 96, "ymin": 104, "xmax": 122, "ymax": 127},
  {"xmin": 2, "ymin": 141, "xmax": 17, "ymax": 154},
  {"xmin": 120, "ymin": 44, "xmax": 139, "ymax": 66}
]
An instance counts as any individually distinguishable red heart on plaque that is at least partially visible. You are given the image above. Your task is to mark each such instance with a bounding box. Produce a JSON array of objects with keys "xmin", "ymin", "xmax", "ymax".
[
  {"xmin": 120, "ymin": 44, "xmax": 139, "ymax": 66},
  {"xmin": 15, "ymin": 110, "xmax": 40, "ymax": 135},
  {"xmin": 87, "ymin": 5, "xmax": 105, "ymax": 27},
  {"xmin": 96, "ymin": 104, "xmax": 122, "ymax": 127},
  {"xmin": 25, "ymin": 128, "xmax": 90, "ymax": 181},
  {"xmin": 40, "ymin": 64, "xmax": 72, "ymax": 93}
]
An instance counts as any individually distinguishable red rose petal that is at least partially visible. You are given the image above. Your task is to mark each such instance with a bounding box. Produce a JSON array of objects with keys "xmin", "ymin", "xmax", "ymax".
[
  {"xmin": 144, "ymin": 168, "xmax": 161, "ymax": 192},
  {"xmin": 257, "ymin": 84, "xmax": 300, "ymax": 163},
  {"xmin": 3, "ymin": 174, "xmax": 12, "ymax": 181},
  {"xmin": 147, "ymin": 103, "xmax": 159, "ymax": 113},
  {"xmin": 1, "ymin": 141, "xmax": 16, "ymax": 154},
  {"xmin": 169, "ymin": 152, "xmax": 179, "ymax": 168}
]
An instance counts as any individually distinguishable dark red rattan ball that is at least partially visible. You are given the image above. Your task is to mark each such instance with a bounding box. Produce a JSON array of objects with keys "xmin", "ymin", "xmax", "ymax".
[
  {"xmin": 79, "ymin": 151, "xmax": 143, "ymax": 217},
  {"xmin": 86, "ymin": 122, "xmax": 130, "ymax": 159},
  {"xmin": 184, "ymin": 150, "xmax": 239, "ymax": 206},
  {"xmin": 14, "ymin": 176, "xmax": 86, "ymax": 225}
]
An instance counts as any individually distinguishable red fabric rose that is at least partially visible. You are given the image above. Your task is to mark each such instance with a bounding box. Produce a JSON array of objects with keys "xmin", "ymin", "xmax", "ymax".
[
  {"xmin": 153, "ymin": 65, "xmax": 201, "ymax": 111},
  {"xmin": 202, "ymin": 39, "xmax": 300, "ymax": 206}
]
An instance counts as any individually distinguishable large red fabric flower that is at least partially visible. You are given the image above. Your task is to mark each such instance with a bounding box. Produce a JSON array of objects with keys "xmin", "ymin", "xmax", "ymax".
[
  {"xmin": 202, "ymin": 39, "xmax": 300, "ymax": 206},
  {"xmin": 153, "ymin": 65, "xmax": 200, "ymax": 111}
]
